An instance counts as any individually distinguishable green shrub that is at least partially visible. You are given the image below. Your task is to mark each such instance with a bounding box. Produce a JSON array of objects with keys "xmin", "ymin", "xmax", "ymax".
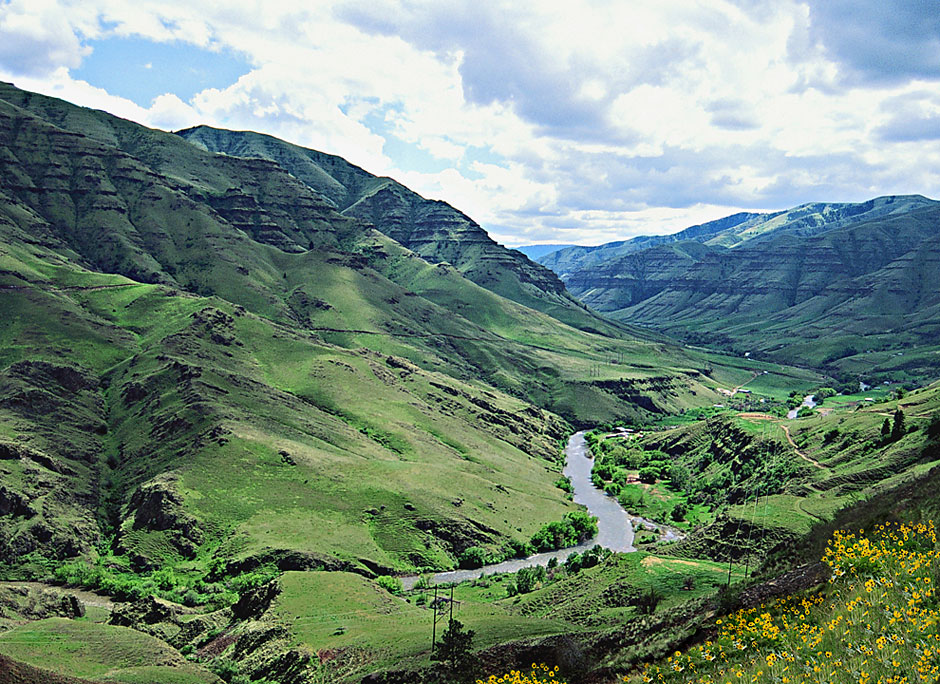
[
  {"xmin": 458, "ymin": 546, "xmax": 488, "ymax": 568},
  {"xmin": 376, "ymin": 575, "xmax": 403, "ymax": 594}
]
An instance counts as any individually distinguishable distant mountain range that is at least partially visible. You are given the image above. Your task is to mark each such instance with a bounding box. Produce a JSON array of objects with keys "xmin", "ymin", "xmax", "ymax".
[
  {"xmin": 537, "ymin": 196, "xmax": 940, "ymax": 381},
  {"xmin": 513, "ymin": 244, "xmax": 578, "ymax": 260}
]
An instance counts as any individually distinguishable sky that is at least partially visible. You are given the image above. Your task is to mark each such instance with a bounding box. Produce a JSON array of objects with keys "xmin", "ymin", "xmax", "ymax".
[{"xmin": 1, "ymin": 1, "xmax": 939, "ymax": 246}]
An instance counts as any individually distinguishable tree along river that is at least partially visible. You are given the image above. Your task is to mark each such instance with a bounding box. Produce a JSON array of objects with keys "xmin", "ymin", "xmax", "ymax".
[
  {"xmin": 786, "ymin": 394, "xmax": 817, "ymax": 419},
  {"xmin": 401, "ymin": 431, "xmax": 679, "ymax": 589}
]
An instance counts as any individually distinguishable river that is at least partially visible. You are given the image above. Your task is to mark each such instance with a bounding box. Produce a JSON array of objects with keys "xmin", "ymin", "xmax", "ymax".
[
  {"xmin": 787, "ymin": 394, "xmax": 817, "ymax": 419},
  {"xmin": 401, "ymin": 431, "xmax": 675, "ymax": 590}
]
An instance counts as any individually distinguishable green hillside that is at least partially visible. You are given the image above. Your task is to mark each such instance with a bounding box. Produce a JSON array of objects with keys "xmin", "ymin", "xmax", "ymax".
[
  {"xmin": 0, "ymin": 80, "xmax": 789, "ymax": 582},
  {"xmin": 176, "ymin": 125, "xmax": 618, "ymax": 335},
  {"xmin": 6, "ymin": 80, "xmax": 939, "ymax": 684}
]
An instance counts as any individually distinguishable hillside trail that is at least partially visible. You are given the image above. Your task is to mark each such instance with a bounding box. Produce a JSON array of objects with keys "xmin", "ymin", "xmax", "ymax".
[
  {"xmin": 720, "ymin": 371, "xmax": 761, "ymax": 396},
  {"xmin": 777, "ymin": 427, "xmax": 828, "ymax": 522},
  {"xmin": 780, "ymin": 424, "xmax": 825, "ymax": 470}
]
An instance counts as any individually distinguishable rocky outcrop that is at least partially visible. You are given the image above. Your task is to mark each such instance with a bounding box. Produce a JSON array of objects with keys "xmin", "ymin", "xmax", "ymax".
[
  {"xmin": 175, "ymin": 125, "xmax": 611, "ymax": 333},
  {"xmin": 121, "ymin": 475, "xmax": 203, "ymax": 562},
  {"xmin": 0, "ymin": 584, "xmax": 84, "ymax": 621}
]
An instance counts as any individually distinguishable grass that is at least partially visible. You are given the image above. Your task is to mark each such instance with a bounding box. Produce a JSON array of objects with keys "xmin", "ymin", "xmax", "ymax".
[
  {"xmin": 273, "ymin": 571, "xmax": 571, "ymax": 679},
  {"xmin": 0, "ymin": 618, "xmax": 218, "ymax": 683},
  {"xmin": 271, "ymin": 549, "xmax": 742, "ymax": 682}
]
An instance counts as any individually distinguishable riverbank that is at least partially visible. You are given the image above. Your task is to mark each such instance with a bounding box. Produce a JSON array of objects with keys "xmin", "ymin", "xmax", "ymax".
[{"xmin": 402, "ymin": 431, "xmax": 682, "ymax": 589}]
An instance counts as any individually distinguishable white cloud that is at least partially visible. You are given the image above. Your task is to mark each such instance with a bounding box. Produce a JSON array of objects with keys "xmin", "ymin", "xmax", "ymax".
[{"xmin": 1, "ymin": 0, "xmax": 939, "ymax": 246}]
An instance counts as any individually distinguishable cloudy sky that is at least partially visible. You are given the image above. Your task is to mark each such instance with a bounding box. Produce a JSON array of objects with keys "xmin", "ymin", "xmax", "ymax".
[{"xmin": 2, "ymin": 0, "xmax": 939, "ymax": 246}]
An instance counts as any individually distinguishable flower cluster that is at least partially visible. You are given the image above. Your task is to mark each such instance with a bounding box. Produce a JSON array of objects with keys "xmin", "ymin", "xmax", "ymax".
[
  {"xmin": 626, "ymin": 521, "xmax": 940, "ymax": 683},
  {"xmin": 477, "ymin": 663, "xmax": 565, "ymax": 684}
]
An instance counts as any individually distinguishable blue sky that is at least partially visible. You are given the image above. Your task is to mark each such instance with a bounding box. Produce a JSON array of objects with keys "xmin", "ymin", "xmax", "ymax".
[
  {"xmin": 73, "ymin": 37, "xmax": 250, "ymax": 106},
  {"xmin": 1, "ymin": 0, "xmax": 938, "ymax": 246}
]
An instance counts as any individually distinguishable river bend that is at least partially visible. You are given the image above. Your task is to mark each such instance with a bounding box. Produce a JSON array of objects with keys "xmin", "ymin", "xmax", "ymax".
[{"xmin": 401, "ymin": 431, "xmax": 639, "ymax": 589}]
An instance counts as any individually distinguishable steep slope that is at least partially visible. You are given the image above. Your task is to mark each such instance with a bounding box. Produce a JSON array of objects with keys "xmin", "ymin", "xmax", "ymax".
[
  {"xmin": 0, "ymin": 82, "xmax": 740, "ymax": 424},
  {"xmin": 177, "ymin": 125, "xmax": 616, "ymax": 333},
  {"xmin": 0, "ymin": 81, "xmax": 780, "ymax": 580},
  {"xmin": 548, "ymin": 197, "xmax": 940, "ymax": 379}
]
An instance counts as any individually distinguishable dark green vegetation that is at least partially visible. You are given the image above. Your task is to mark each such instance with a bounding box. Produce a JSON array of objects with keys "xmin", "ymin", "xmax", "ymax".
[
  {"xmin": 458, "ymin": 511, "xmax": 598, "ymax": 569},
  {"xmin": 539, "ymin": 196, "xmax": 940, "ymax": 382}
]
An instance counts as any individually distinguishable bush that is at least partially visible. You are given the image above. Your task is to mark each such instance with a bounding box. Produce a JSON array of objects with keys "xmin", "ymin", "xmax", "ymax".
[
  {"xmin": 638, "ymin": 467, "xmax": 658, "ymax": 484},
  {"xmin": 507, "ymin": 538, "xmax": 534, "ymax": 558},
  {"xmin": 928, "ymin": 412, "xmax": 940, "ymax": 440},
  {"xmin": 513, "ymin": 565, "xmax": 547, "ymax": 594},
  {"xmin": 209, "ymin": 658, "xmax": 240, "ymax": 683},
  {"xmin": 634, "ymin": 586, "xmax": 663, "ymax": 614},
  {"xmin": 376, "ymin": 575, "xmax": 403, "ymax": 594},
  {"xmin": 458, "ymin": 546, "xmax": 488, "ymax": 569}
]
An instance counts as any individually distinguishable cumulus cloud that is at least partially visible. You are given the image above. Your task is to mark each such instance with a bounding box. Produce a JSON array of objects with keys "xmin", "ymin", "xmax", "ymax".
[
  {"xmin": 807, "ymin": 0, "xmax": 940, "ymax": 85},
  {"xmin": 1, "ymin": 0, "xmax": 939, "ymax": 245},
  {"xmin": 0, "ymin": 0, "xmax": 92, "ymax": 76}
]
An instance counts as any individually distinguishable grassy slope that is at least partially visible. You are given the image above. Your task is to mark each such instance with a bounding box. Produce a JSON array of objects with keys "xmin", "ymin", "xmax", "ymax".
[
  {"xmin": 175, "ymin": 125, "xmax": 617, "ymax": 337},
  {"xmin": 0, "ymin": 243, "xmax": 577, "ymax": 574},
  {"xmin": 625, "ymin": 382, "xmax": 940, "ymax": 569},
  {"xmin": 0, "ymin": 618, "xmax": 220, "ymax": 683},
  {"xmin": 256, "ymin": 551, "xmax": 739, "ymax": 682}
]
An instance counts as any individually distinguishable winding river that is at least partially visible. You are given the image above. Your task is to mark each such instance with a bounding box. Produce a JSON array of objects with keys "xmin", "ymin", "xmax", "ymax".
[
  {"xmin": 787, "ymin": 394, "xmax": 817, "ymax": 419},
  {"xmin": 401, "ymin": 431, "xmax": 674, "ymax": 589}
]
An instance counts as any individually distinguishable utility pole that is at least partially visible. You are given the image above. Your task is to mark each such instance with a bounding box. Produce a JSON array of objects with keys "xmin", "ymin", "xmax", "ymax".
[{"xmin": 431, "ymin": 585, "xmax": 439, "ymax": 655}]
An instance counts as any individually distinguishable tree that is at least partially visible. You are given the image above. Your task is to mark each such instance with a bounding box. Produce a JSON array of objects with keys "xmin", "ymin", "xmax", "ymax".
[
  {"xmin": 512, "ymin": 565, "xmax": 546, "ymax": 594},
  {"xmin": 433, "ymin": 618, "xmax": 478, "ymax": 684},
  {"xmin": 668, "ymin": 463, "xmax": 690, "ymax": 492},
  {"xmin": 891, "ymin": 409, "xmax": 906, "ymax": 441},
  {"xmin": 881, "ymin": 418, "xmax": 892, "ymax": 440},
  {"xmin": 928, "ymin": 412, "xmax": 940, "ymax": 441},
  {"xmin": 458, "ymin": 546, "xmax": 487, "ymax": 569}
]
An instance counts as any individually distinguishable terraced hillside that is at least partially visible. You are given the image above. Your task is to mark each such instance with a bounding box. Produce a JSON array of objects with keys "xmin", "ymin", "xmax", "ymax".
[{"xmin": 177, "ymin": 125, "xmax": 609, "ymax": 334}]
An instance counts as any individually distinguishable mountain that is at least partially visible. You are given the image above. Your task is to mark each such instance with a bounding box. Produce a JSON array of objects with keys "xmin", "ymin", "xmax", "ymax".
[
  {"xmin": 3, "ymin": 82, "xmax": 939, "ymax": 684},
  {"xmin": 0, "ymin": 80, "xmax": 782, "ymax": 582},
  {"xmin": 539, "ymin": 196, "xmax": 940, "ymax": 381},
  {"xmin": 176, "ymin": 126, "xmax": 615, "ymax": 335},
  {"xmin": 538, "ymin": 211, "xmax": 763, "ymax": 276},
  {"xmin": 540, "ymin": 196, "xmax": 935, "ymax": 276}
]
